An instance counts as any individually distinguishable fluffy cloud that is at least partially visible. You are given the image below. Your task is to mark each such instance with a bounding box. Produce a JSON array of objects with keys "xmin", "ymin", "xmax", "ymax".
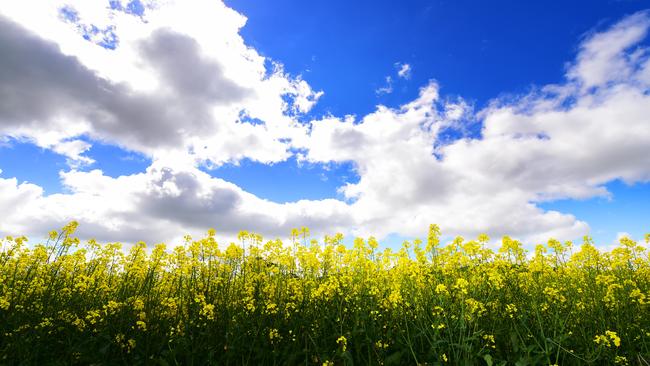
[
  {"xmin": 0, "ymin": 164, "xmax": 354, "ymax": 244},
  {"xmin": 0, "ymin": 2, "xmax": 649, "ymax": 246},
  {"xmin": 298, "ymin": 11, "xmax": 650, "ymax": 242},
  {"xmin": 0, "ymin": 0, "xmax": 321, "ymax": 166},
  {"xmin": 568, "ymin": 11, "xmax": 650, "ymax": 89}
]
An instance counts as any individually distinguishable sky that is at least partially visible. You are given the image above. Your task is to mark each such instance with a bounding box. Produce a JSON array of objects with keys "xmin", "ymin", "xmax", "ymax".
[{"xmin": 0, "ymin": 0, "xmax": 649, "ymax": 248}]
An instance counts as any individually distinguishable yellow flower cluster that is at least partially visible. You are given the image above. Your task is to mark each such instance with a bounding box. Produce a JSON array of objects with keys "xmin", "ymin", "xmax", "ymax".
[
  {"xmin": 268, "ymin": 328, "xmax": 281, "ymax": 344},
  {"xmin": 594, "ymin": 330, "xmax": 621, "ymax": 348}
]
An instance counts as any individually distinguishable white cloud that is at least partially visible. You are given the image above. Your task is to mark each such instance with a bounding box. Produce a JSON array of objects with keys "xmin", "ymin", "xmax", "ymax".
[
  {"xmin": 51, "ymin": 139, "xmax": 95, "ymax": 168},
  {"xmin": 0, "ymin": 0, "xmax": 322, "ymax": 168},
  {"xmin": 396, "ymin": 62, "xmax": 412, "ymax": 79},
  {"xmin": 567, "ymin": 11, "xmax": 650, "ymax": 90},
  {"xmin": 0, "ymin": 164, "xmax": 355, "ymax": 245},
  {"xmin": 0, "ymin": 4, "xmax": 649, "ymax": 247},
  {"xmin": 376, "ymin": 76, "xmax": 394, "ymax": 95},
  {"xmin": 298, "ymin": 82, "xmax": 589, "ymax": 241},
  {"xmin": 376, "ymin": 63, "xmax": 412, "ymax": 95}
]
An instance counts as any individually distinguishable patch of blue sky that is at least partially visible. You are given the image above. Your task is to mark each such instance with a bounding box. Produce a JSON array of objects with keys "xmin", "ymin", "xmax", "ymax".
[
  {"xmin": 435, "ymin": 122, "xmax": 478, "ymax": 148},
  {"xmin": 58, "ymin": 5, "xmax": 79, "ymax": 23},
  {"xmin": 238, "ymin": 110, "xmax": 265, "ymax": 126},
  {"xmin": 335, "ymin": 232, "xmax": 413, "ymax": 251},
  {"xmin": 0, "ymin": 139, "xmax": 150, "ymax": 194},
  {"xmin": 205, "ymin": 157, "xmax": 359, "ymax": 203},
  {"xmin": 81, "ymin": 24, "xmax": 118, "ymax": 49},
  {"xmin": 83, "ymin": 141, "xmax": 151, "ymax": 178},
  {"xmin": 125, "ymin": 0, "xmax": 145, "ymax": 16},
  {"xmin": 376, "ymin": 233, "xmax": 416, "ymax": 251},
  {"xmin": 539, "ymin": 180, "xmax": 650, "ymax": 246},
  {"xmin": 0, "ymin": 140, "xmax": 68, "ymax": 194},
  {"xmin": 226, "ymin": 0, "xmax": 648, "ymax": 121},
  {"xmin": 109, "ymin": 0, "xmax": 145, "ymax": 16},
  {"xmin": 58, "ymin": 5, "xmax": 119, "ymax": 49},
  {"xmin": 61, "ymin": 1, "xmax": 151, "ymax": 50}
]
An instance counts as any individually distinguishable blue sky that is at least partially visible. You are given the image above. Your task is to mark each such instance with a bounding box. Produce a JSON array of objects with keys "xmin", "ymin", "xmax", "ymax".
[
  {"xmin": 227, "ymin": 0, "xmax": 649, "ymax": 116},
  {"xmin": 0, "ymin": 0, "xmax": 648, "ymax": 247}
]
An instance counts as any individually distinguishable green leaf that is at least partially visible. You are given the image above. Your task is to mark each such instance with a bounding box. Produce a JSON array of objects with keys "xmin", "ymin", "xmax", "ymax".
[
  {"xmin": 483, "ymin": 354, "xmax": 493, "ymax": 366},
  {"xmin": 384, "ymin": 351, "xmax": 402, "ymax": 366},
  {"xmin": 342, "ymin": 351, "xmax": 355, "ymax": 366},
  {"xmin": 515, "ymin": 358, "xmax": 530, "ymax": 366}
]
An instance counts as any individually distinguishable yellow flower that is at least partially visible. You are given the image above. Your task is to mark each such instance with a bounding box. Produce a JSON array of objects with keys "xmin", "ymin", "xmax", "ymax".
[
  {"xmin": 615, "ymin": 355, "xmax": 628, "ymax": 365},
  {"xmin": 200, "ymin": 303, "xmax": 215, "ymax": 320},
  {"xmin": 630, "ymin": 288, "xmax": 647, "ymax": 304},
  {"xmin": 337, "ymin": 335, "xmax": 347, "ymax": 352},
  {"xmin": 506, "ymin": 303, "xmax": 518, "ymax": 318},
  {"xmin": 268, "ymin": 328, "xmax": 281, "ymax": 343},
  {"xmin": 133, "ymin": 299, "xmax": 144, "ymax": 311},
  {"xmin": 453, "ymin": 278, "xmax": 469, "ymax": 295},
  {"xmin": 48, "ymin": 230, "xmax": 58, "ymax": 240},
  {"xmin": 435, "ymin": 284, "xmax": 448, "ymax": 295},
  {"xmin": 266, "ymin": 302, "xmax": 278, "ymax": 314},
  {"xmin": 72, "ymin": 318, "xmax": 86, "ymax": 331},
  {"xmin": 375, "ymin": 340, "xmax": 389, "ymax": 349},
  {"xmin": 136, "ymin": 320, "xmax": 147, "ymax": 331},
  {"xmin": 127, "ymin": 339, "xmax": 136, "ymax": 352},
  {"xmin": 606, "ymin": 330, "xmax": 621, "ymax": 347},
  {"xmin": 431, "ymin": 323, "xmax": 445, "ymax": 330},
  {"xmin": 594, "ymin": 330, "xmax": 621, "ymax": 348},
  {"xmin": 482, "ymin": 334, "xmax": 496, "ymax": 349}
]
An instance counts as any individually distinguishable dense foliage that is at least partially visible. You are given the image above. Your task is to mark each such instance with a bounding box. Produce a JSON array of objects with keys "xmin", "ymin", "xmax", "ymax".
[{"xmin": 0, "ymin": 222, "xmax": 649, "ymax": 365}]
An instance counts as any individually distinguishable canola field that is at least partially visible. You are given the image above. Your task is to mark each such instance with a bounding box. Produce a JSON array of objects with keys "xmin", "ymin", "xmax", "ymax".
[{"xmin": 0, "ymin": 222, "xmax": 649, "ymax": 365}]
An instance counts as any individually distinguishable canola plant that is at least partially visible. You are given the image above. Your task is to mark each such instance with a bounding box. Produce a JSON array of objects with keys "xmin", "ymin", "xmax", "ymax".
[{"xmin": 0, "ymin": 222, "xmax": 648, "ymax": 365}]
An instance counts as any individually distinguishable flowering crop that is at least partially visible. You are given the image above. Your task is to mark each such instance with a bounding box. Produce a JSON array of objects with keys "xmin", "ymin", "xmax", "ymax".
[{"xmin": 0, "ymin": 222, "xmax": 649, "ymax": 365}]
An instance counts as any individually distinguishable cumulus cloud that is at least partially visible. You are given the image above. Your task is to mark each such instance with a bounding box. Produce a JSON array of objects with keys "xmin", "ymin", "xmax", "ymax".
[
  {"xmin": 297, "ymin": 81, "xmax": 587, "ymax": 241},
  {"xmin": 0, "ymin": 165, "xmax": 354, "ymax": 244},
  {"xmin": 0, "ymin": 0, "xmax": 322, "ymax": 166},
  {"xmin": 298, "ymin": 11, "xmax": 650, "ymax": 242},
  {"xmin": 0, "ymin": 16, "xmax": 240, "ymax": 159},
  {"xmin": 0, "ymin": 2, "xmax": 649, "ymax": 246}
]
